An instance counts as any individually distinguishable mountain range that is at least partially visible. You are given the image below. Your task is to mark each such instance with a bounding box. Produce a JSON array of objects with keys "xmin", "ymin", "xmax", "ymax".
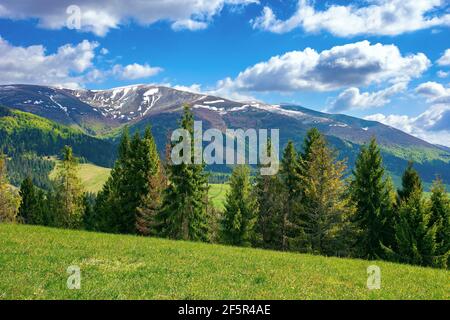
[{"xmin": 1, "ymin": 84, "xmax": 449, "ymax": 186}]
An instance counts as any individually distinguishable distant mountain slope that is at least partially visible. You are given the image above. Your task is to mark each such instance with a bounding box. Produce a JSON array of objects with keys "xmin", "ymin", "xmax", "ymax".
[
  {"xmin": 0, "ymin": 105, "xmax": 115, "ymax": 168},
  {"xmin": 0, "ymin": 84, "xmax": 449, "ymax": 184}
]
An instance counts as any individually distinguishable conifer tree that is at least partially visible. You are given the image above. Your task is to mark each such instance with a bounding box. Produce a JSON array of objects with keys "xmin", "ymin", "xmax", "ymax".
[
  {"xmin": 17, "ymin": 176, "xmax": 39, "ymax": 224},
  {"xmin": 221, "ymin": 165, "xmax": 258, "ymax": 246},
  {"xmin": 398, "ymin": 161, "xmax": 423, "ymax": 202},
  {"xmin": 53, "ymin": 146, "xmax": 85, "ymax": 229},
  {"xmin": 279, "ymin": 141, "xmax": 303, "ymax": 250},
  {"xmin": 0, "ymin": 154, "xmax": 20, "ymax": 222},
  {"xmin": 301, "ymin": 128, "xmax": 322, "ymax": 160},
  {"xmin": 429, "ymin": 178, "xmax": 450, "ymax": 268},
  {"xmin": 350, "ymin": 138, "xmax": 396, "ymax": 259},
  {"xmin": 254, "ymin": 157, "xmax": 285, "ymax": 250},
  {"xmin": 300, "ymin": 132, "xmax": 355, "ymax": 256},
  {"xmin": 395, "ymin": 188, "xmax": 437, "ymax": 267},
  {"xmin": 159, "ymin": 106, "xmax": 210, "ymax": 241}
]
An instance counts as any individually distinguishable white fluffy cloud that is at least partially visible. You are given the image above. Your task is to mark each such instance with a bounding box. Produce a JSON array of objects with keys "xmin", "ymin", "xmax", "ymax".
[
  {"xmin": 365, "ymin": 82, "xmax": 450, "ymax": 146},
  {"xmin": 252, "ymin": 0, "xmax": 450, "ymax": 37},
  {"xmin": 216, "ymin": 41, "xmax": 429, "ymax": 94},
  {"xmin": 0, "ymin": 37, "xmax": 163, "ymax": 88},
  {"xmin": 437, "ymin": 49, "xmax": 450, "ymax": 66},
  {"xmin": 0, "ymin": 37, "xmax": 99, "ymax": 88},
  {"xmin": 112, "ymin": 63, "xmax": 163, "ymax": 80},
  {"xmin": 329, "ymin": 83, "xmax": 407, "ymax": 112},
  {"xmin": 0, "ymin": 0, "xmax": 258, "ymax": 36}
]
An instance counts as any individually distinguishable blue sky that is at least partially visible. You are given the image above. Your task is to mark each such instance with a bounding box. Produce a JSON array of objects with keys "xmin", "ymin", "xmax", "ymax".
[{"xmin": 0, "ymin": 0, "xmax": 449, "ymax": 145}]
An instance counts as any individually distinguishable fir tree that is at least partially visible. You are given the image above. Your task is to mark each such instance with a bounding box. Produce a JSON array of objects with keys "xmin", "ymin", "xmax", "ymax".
[
  {"xmin": 350, "ymin": 138, "xmax": 396, "ymax": 259},
  {"xmin": 429, "ymin": 178, "xmax": 450, "ymax": 268},
  {"xmin": 301, "ymin": 128, "xmax": 322, "ymax": 160},
  {"xmin": 221, "ymin": 165, "xmax": 258, "ymax": 246},
  {"xmin": 398, "ymin": 161, "xmax": 423, "ymax": 202},
  {"xmin": 279, "ymin": 141, "xmax": 302, "ymax": 250},
  {"xmin": 159, "ymin": 106, "xmax": 210, "ymax": 241},
  {"xmin": 0, "ymin": 154, "xmax": 20, "ymax": 222},
  {"xmin": 53, "ymin": 146, "xmax": 85, "ymax": 229},
  {"xmin": 17, "ymin": 176, "xmax": 39, "ymax": 224},
  {"xmin": 300, "ymin": 132, "xmax": 355, "ymax": 256},
  {"xmin": 395, "ymin": 188, "xmax": 437, "ymax": 267}
]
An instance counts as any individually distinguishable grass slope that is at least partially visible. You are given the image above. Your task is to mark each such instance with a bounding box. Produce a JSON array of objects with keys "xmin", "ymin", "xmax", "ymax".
[{"xmin": 0, "ymin": 224, "xmax": 448, "ymax": 300}]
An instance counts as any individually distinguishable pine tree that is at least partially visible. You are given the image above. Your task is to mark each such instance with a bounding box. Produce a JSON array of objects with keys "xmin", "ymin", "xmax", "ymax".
[
  {"xmin": 94, "ymin": 126, "xmax": 162, "ymax": 234},
  {"xmin": 159, "ymin": 106, "xmax": 210, "ymax": 241},
  {"xmin": 254, "ymin": 163, "xmax": 285, "ymax": 250},
  {"xmin": 0, "ymin": 154, "xmax": 20, "ymax": 222},
  {"xmin": 429, "ymin": 178, "xmax": 450, "ymax": 268},
  {"xmin": 53, "ymin": 146, "xmax": 85, "ymax": 229},
  {"xmin": 17, "ymin": 176, "xmax": 40, "ymax": 224},
  {"xmin": 300, "ymin": 132, "xmax": 355, "ymax": 256},
  {"xmin": 350, "ymin": 138, "xmax": 396, "ymax": 259},
  {"xmin": 221, "ymin": 165, "xmax": 258, "ymax": 246},
  {"xmin": 279, "ymin": 141, "xmax": 303, "ymax": 250},
  {"xmin": 301, "ymin": 128, "xmax": 322, "ymax": 160},
  {"xmin": 395, "ymin": 188, "xmax": 437, "ymax": 267},
  {"xmin": 398, "ymin": 161, "xmax": 423, "ymax": 202}
]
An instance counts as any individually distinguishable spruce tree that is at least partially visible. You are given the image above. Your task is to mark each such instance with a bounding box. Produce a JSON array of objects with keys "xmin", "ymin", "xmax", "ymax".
[
  {"xmin": 398, "ymin": 161, "xmax": 423, "ymax": 202},
  {"xmin": 300, "ymin": 132, "xmax": 355, "ymax": 256},
  {"xmin": 301, "ymin": 128, "xmax": 322, "ymax": 160},
  {"xmin": 221, "ymin": 165, "xmax": 258, "ymax": 246},
  {"xmin": 0, "ymin": 154, "xmax": 20, "ymax": 222},
  {"xmin": 159, "ymin": 106, "xmax": 210, "ymax": 241},
  {"xmin": 279, "ymin": 140, "xmax": 302, "ymax": 250},
  {"xmin": 254, "ymin": 165, "xmax": 285, "ymax": 250},
  {"xmin": 17, "ymin": 176, "xmax": 39, "ymax": 224},
  {"xmin": 429, "ymin": 178, "xmax": 450, "ymax": 268},
  {"xmin": 350, "ymin": 138, "xmax": 396, "ymax": 259},
  {"xmin": 395, "ymin": 188, "xmax": 437, "ymax": 267},
  {"xmin": 53, "ymin": 146, "xmax": 85, "ymax": 229}
]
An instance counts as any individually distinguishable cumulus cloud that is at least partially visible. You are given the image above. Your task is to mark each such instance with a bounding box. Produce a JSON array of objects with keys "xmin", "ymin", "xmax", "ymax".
[
  {"xmin": 437, "ymin": 49, "xmax": 450, "ymax": 66},
  {"xmin": 215, "ymin": 41, "xmax": 429, "ymax": 94},
  {"xmin": 112, "ymin": 63, "xmax": 163, "ymax": 80},
  {"xmin": 329, "ymin": 83, "xmax": 407, "ymax": 112},
  {"xmin": 0, "ymin": 37, "xmax": 99, "ymax": 88},
  {"xmin": 0, "ymin": 0, "xmax": 258, "ymax": 36},
  {"xmin": 365, "ymin": 81, "xmax": 450, "ymax": 146},
  {"xmin": 0, "ymin": 36, "xmax": 163, "ymax": 88},
  {"xmin": 251, "ymin": 0, "xmax": 450, "ymax": 37}
]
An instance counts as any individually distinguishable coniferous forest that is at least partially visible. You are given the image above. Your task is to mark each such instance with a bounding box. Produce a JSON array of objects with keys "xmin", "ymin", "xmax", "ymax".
[{"xmin": 1, "ymin": 107, "xmax": 449, "ymax": 269}]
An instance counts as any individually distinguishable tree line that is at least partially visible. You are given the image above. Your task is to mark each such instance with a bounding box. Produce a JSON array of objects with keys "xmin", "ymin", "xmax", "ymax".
[{"xmin": 0, "ymin": 106, "xmax": 448, "ymax": 269}]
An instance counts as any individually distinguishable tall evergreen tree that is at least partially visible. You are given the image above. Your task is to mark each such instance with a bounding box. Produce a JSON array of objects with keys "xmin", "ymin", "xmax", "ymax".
[
  {"xmin": 279, "ymin": 141, "xmax": 302, "ymax": 250},
  {"xmin": 53, "ymin": 146, "xmax": 85, "ymax": 229},
  {"xmin": 159, "ymin": 106, "xmax": 210, "ymax": 241},
  {"xmin": 300, "ymin": 132, "xmax": 355, "ymax": 256},
  {"xmin": 221, "ymin": 165, "xmax": 258, "ymax": 246},
  {"xmin": 0, "ymin": 154, "xmax": 20, "ymax": 222},
  {"xmin": 429, "ymin": 178, "xmax": 450, "ymax": 268},
  {"xmin": 94, "ymin": 126, "xmax": 162, "ymax": 234},
  {"xmin": 350, "ymin": 138, "xmax": 396, "ymax": 259},
  {"xmin": 17, "ymin": 176, "xmax": 40, "ymax": 224},
  {"xmin": 395, "ymin": 188, "xmax": 437, "ymax": 267},
  {"xmin": 398, "ymin": 161, "xmax": 423, "ymax": 202},
  {"xmin": 301, "ymin": 128, "xmax": 322, "ymax": 160}
]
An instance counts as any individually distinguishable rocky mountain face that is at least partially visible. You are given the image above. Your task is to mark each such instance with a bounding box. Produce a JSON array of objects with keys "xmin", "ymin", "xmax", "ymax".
[{"xmin": 1, "ymin": 84, "xmax": 449, "ymax": 183}]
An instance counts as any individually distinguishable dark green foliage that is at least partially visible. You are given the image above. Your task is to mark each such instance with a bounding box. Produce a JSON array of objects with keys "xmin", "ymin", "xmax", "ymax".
[
  {"xmin": 350, "ymin": 138, "xmax": 396, "ymax": 259},
  {"xmin": 94, "ymin": 126, "xmax": 163, "ymax": 234},
  {"xmin": 394, "ymin": 189, "xmax": 437, "ymax": 267},
  {"xmin": 159, "ymin": 106, "xmax": 210, "ymax": 241},
  {"xmin": 82, "ymin": 192, "xmax": 97, "ymax": 231},
  {"xmin": 279, "ymin": 140, "xmax": 303, "ymax": 250},
  {"xmin": 17, "ymin": 176, "xmax": 40, "ymax": 224},
  {"xmin": 6, "ymin": 154, "xmax": 54, "ymax": 190},
  {"xmin": 429, "ymin": 179, "xmax": 450, "ymax": 268},
  {"xmin": 398, "ymin": 161, "xmax": 423, "ymax": 202},
  {"xmin": 254, "ymin": 169, "xmax": 285, "ymax": 250},
  {"xmin": 221, "ymin": 165, "xmax": 257, "ymax": 246}
]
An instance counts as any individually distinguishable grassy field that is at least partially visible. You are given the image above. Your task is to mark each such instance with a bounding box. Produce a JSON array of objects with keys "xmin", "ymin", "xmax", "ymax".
[
  {"xmin": 0, "ymin": 224, "xmax": 448, "ymax": 300},
  {"xmin": 50, "ymin": 161, "xmax": 111, "ymax": 193},
  {"xmin": 50, "ymin": 161, "xmax": 229, "ymax": 208}
]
